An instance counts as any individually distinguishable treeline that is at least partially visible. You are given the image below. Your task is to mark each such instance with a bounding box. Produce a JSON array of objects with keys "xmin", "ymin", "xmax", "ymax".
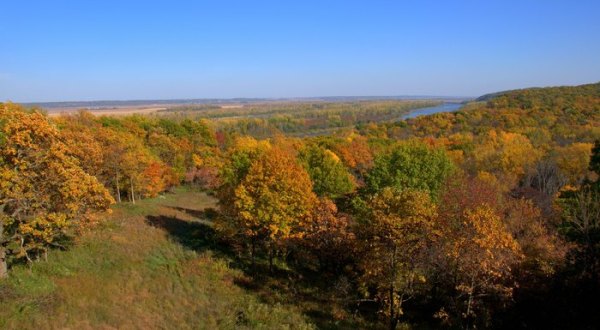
[
  {"xmin": 211, "ymin": 134, "xmax": 598, "ymax": 328},
  {"xmin": 1, "ymin": 82, "xmax": 600, "ymax": 328},
  {"xmin": 0, "ymin": 103, "xmax": 224, "ymax": 279},
  {"xmin": 163, "ymin": 100, "xmax": 442, "ymax": 137}
]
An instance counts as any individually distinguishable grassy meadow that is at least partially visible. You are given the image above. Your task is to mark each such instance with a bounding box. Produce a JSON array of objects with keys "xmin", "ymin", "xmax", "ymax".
[{"xmin": 0, "ymin": 188, "xmax": 319, "ymax": 329}]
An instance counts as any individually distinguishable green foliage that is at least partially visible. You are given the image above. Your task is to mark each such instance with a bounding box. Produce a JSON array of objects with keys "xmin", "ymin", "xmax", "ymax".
[
  {"xmin": 365, "ymin": 140, "xmax": 454, "ymax": 197},
  {"xmin": 299, "ymin": 144, "xmax": 355, "ymax": 198}
]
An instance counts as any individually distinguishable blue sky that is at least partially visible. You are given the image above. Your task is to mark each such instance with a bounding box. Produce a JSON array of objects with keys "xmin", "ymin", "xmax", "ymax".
[{"xmin": 1, "ymin": 1, "xmax": 599, "ymax": 102}]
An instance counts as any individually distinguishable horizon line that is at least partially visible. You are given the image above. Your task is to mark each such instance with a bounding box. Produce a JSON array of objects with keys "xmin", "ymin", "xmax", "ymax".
[{"xmin": 12, "ymin": 95, "xmax": 474, "ymax": 107}]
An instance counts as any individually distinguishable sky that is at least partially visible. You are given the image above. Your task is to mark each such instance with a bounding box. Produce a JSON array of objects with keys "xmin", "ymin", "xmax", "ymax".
[{"xmin": 1, "ymin": 1, "xmax": 599, "ymax": 102}]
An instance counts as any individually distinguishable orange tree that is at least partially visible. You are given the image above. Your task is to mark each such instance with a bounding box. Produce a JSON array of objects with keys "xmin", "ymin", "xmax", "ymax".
[
  {"xmin": 0, "ymin": 103, "xmax": 113, "ymax": 278},
  {"xmin": 292, "ymin": 198, "xmax": 356, "ymax": 273},
  {"xmin": 435, "ymin": 189, "xmax": 522, "ymax": 328}
]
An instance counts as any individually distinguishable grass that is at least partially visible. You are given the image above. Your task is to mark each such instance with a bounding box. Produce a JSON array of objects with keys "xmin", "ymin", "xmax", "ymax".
[{"xmin": 0, "ymin": 187, "xmax": 315, "ymax": 329}]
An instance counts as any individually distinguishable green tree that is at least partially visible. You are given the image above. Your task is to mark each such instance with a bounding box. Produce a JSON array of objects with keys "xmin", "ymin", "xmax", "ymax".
[
  {"xmin": 365, "ymin": 141, "xmax": 454, "ymax": 198},
  {"xmin": 299, "ymin": 145, "xmax": 355, "ymax": 198}
]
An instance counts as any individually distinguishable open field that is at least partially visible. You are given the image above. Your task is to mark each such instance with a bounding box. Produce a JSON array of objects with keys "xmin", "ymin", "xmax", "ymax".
[
  {"xmin": 47, "ymin": 106, "xmax": 168, "ymax": 117},
  {"xmin": 0, "ymin": 188, "xmax": 317, "ymax": 329}
]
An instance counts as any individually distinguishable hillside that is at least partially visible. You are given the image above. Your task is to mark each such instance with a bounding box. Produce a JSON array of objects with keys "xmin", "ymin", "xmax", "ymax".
[
  {"xmin": 0, "ymin": 188, "xmax": 316, "ymax": 329},
  {"xmin": 475, "ymin": 81, "xmax": 600, "ymax": 103}
]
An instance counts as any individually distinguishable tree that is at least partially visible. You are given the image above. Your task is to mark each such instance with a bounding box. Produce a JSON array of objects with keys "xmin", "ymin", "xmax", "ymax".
[
  {"xmin": 474, "ymin": 130, "xmax": 541, "ymax": 188},
  {"xmin": 216, "ymin": 136, "xmax": 271, "ymax": 219},
  {"xmin": 0, "ymin": 104, "xmax": 114, "ymax": 277},
  {"xmin": 555, "ymin": 142, "xmax": 594, "ymax": 186},
  {"xmin": 359, "ymin": 188, "xmax": 437, "ymax": 329},
  {"xmin": 365, "ymin": 141, "xmax": 454, "ymax": 198},
  {"xmin": 504, "ymin": 198, "xmax": 566, "ymax": 278},
  {"xmin": 334, "ymin": 134, "xmax": 373, "ymax": 177},
  {"xmin": 293, "ymin": 198, "xmax": 356, "ymax": 273},
  {"xmin": 299, "ymin": 145, "xmax": 355, "ymax": 198},
  {"xmin": 231, "ymin": 147, "xmax": 317, "ymax": 270},
  {"xmin": 557, "ymin": 140, "xmax": 600, "ymax": 278},
  {"xmin": 436, "ymin": 202, "xmax": 522, "ymax": 328},
  {"xmin": 590, "ymin": 140, "xmax": 600, "ymax": 188}
]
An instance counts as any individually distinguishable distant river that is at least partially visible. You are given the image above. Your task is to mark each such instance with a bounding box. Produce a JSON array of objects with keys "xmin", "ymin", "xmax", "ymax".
[{"xmin": 400, "ymin": 102, "xmax": 463, "ymax": 120}]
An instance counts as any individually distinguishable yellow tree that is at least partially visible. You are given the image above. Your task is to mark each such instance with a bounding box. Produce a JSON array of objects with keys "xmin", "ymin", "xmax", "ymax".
[
  {"xmin": 54, "ymin": 111, "xmax": 105, "ymax": 177},
  {"xmin": 232, "ymin": 147, "xmax": 317, "ymax": 270},
  {"xmin": 474, "ymin": 130, "xmax": 541, "ymax": 189},
  {"xmin": 216, "ymin": 136, "xmax": 271, "ymax": 220},
  {"xmin": 0, "ymin": 103, "xmax": 113, "ymax": 277},
  {"xmin": 359, "ymin": 188, "xmax": 437, "ymax": 329},
  {"xmin": 555, "ymin": 142, "xmax": 594, "ymax": 185}
]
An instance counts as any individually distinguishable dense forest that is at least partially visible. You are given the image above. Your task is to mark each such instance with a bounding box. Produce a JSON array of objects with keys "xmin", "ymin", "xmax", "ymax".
[{"xmin": 1, "ymin": 82, "xmax": 600, "ymax": 329}]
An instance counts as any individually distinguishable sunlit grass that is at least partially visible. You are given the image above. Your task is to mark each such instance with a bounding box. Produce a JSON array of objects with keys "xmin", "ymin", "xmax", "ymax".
[{"xmin": 0, "ymin": 187, "xmax": 314, "ymax": 329}]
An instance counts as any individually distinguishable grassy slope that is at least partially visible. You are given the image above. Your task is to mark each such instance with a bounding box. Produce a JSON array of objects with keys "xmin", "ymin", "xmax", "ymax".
[{"xmin": 0, "ymin": 188, "xmax": 314, "ymax": 329}]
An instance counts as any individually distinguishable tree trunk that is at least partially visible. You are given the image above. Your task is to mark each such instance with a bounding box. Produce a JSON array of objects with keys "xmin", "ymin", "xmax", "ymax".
[
  {"xmin": 389, "ymin": 245, "xmax": 397, "ymax": 330},
  {"xmin": 251, "ymin": 239, "xmax": 256, "ymax": 269},
  {"xmin": 465, "ymin": 275, "xmax": 475, "ymax": 330},
  {"xmin": 115, "ymin": 171, "xmax": 121, "ymax": 203},
  {"xmin": 0, "ymin": 222, "xmax": 7, "ymax": 279},
  {"xmin": 0, "ymin": 247, "xmax": 7, "ymax": 279},
  {"xmin": 130, "ymin": 178, "xmax": 136, "ymax": 204},
  {"xmin": 269, "ymin": 245, "xmax": 274, "ymax": 273}
]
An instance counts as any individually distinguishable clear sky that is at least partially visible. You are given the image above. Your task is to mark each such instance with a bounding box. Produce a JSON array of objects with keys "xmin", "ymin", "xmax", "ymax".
[{"xmin": 1, "ymin": 1, "xmax": 599, "ymax": 102}]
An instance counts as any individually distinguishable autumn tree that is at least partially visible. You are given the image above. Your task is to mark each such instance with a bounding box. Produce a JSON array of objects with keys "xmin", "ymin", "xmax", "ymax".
[
  {"xmin": 0, "ymin": 104, "xmax": 114, "ymax": 277},
  {"xmin": 504, "ymin": 198, "xmax": 566, "ymax": 278},
  {"xmin": 55, "ymin": 111, "xmax": 106, "ymax": 177},
  {"xmin": 292, "ymin": 198, "xmax": 356, "ymax": 273},
  {"xmin": 473, "ymin": 130, "xmax": 542, "ymax": 189},
  {"xmin": 216, "ymin": 136, "xmax": 272, "ymax": 222},
  {"xmin": 590, "ymin": 140, "xmax": 600, "ymax": 188},
  {"xmin": 557, "ymin": 141, "xmax": 600, "ymax": 278},
  {"xmin": 555, "ymin": 142, "xmax": 594, "ymax": 186},
  {"xmin": 229, "ymin": 147, "xmax": 317, "ymax": 270},
  {"xmin": 359, "ymin": 188, "xmax": 437, "ymax": 329},
  {"xmin": 435, "ymin": 179, "xmax": 523, "ymax": 328},
  {"xmin": 333, "ymin": 134, "xmax": 374, "ymax": 178}
]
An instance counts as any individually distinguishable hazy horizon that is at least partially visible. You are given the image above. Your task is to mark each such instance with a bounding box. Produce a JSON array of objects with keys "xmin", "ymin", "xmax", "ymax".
[
  {"xmin": 19, "ymin": 94, "xmax": 473, "ymax": 106},
  {"xmin": 2, "ymin": 1, "xmax": 599, "ymax": 102}
]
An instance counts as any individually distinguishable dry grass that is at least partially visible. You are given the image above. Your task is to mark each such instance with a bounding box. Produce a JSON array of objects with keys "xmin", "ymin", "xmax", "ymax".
[
  {"xmin": 0, "ymin": 187, "xmax": 314, "ymax": 329},
  {"xmin": 47, "ymin": 107, "xmax": 167, "ymax": 117}
]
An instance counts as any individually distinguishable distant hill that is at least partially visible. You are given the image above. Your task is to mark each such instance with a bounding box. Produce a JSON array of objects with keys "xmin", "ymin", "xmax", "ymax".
[{"xmin": 476, "ymin": 82, "xmax": 600, "ymax": 105}]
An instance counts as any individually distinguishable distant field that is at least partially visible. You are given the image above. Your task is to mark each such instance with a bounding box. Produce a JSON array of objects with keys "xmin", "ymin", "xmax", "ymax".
[
  {"xmin": 41, "ymin": 99, "xmax": 458, "ymax": 139},
  {"xmin": 47, "ymin": 106, "xmax": 168, "ymax": 117},
  {"xmin": 32, "ymin": 96, "xmax": 467, "ymax": 120}
]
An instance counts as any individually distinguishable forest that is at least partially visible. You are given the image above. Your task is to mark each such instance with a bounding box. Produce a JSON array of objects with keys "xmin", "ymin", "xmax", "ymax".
[{"xmin": 1, "ymin": 82, "xmax": 600, "ymax": 329}]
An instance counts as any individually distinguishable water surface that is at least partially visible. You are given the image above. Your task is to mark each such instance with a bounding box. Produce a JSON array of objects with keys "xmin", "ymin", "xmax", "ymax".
[{"xmin": 400, "ymin": 102, "xmax": 463, "ymax": 120}]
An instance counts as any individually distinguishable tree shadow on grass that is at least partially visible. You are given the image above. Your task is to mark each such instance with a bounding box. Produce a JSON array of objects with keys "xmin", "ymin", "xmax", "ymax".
[
  {"xmin": 170, "ymin": 206, "xmax": 217, "ymax": 221},
  {"xmin": 145, "ymin": 208, "xmax": 371, "ymax": 328},
  {"xmin": 145, "ymin": 214, "xmax": 217, "ymax": 253}
]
